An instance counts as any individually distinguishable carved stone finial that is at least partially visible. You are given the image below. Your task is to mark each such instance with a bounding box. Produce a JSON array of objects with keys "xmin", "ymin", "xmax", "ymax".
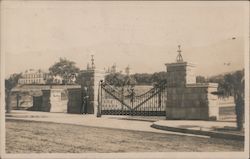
[
  {"xmin": 176, "ymin": 45, "xmax": 183, "ymax": 62},
  {"xmin": 125, "ymin": 65, "xmax": 130, "ymax": 76},
  {"xmin": 91, "ymin": 55, "xmax": 95, "ymax": 69}
]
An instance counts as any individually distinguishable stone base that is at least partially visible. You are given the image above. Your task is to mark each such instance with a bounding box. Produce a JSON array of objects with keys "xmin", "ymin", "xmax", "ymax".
[
  {"xmin": 67, "ymin": 88, "xmax": 82, "ymax": 114},
  {"xmin": 86, "ymin": 101, "xmax": 98, "ymax": 116},
  {"xmin": 166, "ymin": 107, "xmax": 209, "ymax": 120}
]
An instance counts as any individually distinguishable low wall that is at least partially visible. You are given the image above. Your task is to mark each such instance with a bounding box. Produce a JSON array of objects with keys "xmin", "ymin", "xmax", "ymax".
[
  {"xmin": 218, "ymin": 97, "xmax": 236, "ymax": 121},
  {"xmin": 166, "ymin": 83, "xmax": 218, "ymax": 120},
  {"xmin": 40, "ymin": 90, "xmax": 51, "ymax": 112},
  {"xmin": 11, "ymin": 85, "xmax": 81, "ymax": 113},
  {"xmin": 50, "ymin": 89, "xmax": 68, "ymax": 112},
  {"xmin": 9, "ymin": 93, "xmax": 34, "ymax": 110}
]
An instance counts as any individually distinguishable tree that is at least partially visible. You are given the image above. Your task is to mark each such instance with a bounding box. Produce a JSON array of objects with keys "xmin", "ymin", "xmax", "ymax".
[
  {"xmin": 151, "ymin": 72, "xmax": 168, "ymax": 84},
  {"xmin": 105, "ymin": 72, "xmax": 168, "ymax": 86},
  {"xmin": 196, "ymin": 75, "xmax": 206, "ymax": 83},
  {"xmin": 105, "ymin": 72, "xmax": 128, "ymax": 87},
  {"xmin": 209, "ymin": 70, "xmax": 244, "ymax": 130},
  {"xmin": 49, "ymin": 58, "xmax": 80, "ymax": 84},
  {"xmin": 132, "ymin": 73, "xmax": 152, "ymax": 85},
  {"xmin": 229, "ymin": 70, "xmax": 244, "ymax": 130},
  {"xmin": 5, "ymin": 73, "xmax": 22, "ymax": 113}
]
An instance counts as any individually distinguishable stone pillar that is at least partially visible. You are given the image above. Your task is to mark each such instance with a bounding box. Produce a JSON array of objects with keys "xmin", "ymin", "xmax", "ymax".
[
  {"xmin": 207, "ymin": 84, "xmax": 219, "ymax": 120},
  {"xmin": 165, "ymin": 61, "xmax": 219, "ymax": 120},
  {"xmin": 32, "ymin": 96, "xmax": 43, "ymax": 111},
  {"xmin": 9, "ymin": 92, "xmax": 18, "ymax": 111},
  {"xmin": 165, "ymin": 62, "xmax": 196, "ymax": 87},
  {"xmin": 41, "ymin": 89, "xmax": 51, "ymax": 112},
  {"xmin": 50, "ymin": 88, "xmax": 67, "ymax": 113},
  {"xmin": 81, "ymin": 69, "xmax": 105, "ymax": 116},
  {"xmin": 67, "ymin": 88, "xmax": 82, "ymax": 114}
]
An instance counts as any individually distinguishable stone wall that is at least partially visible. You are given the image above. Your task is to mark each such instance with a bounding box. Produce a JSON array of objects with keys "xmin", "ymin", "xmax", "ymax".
[
  {"xmin": 11, "ymin": 85, "xmax": 81, "ymax": 113},
  {"xmin": 49, "ymin": 89, "xmax": 68, "ymax": 112},
  {"xmin": 166, "ymin": 83, "xmax": 218, "ymax": 120},
  {"xmin": 165, "ymin": 61, "xmax": 219, "ymax": 120},
  {"xmin": 218, "ymin": 97, "xmax": 236, "ymax": 121},
  {"xmin": 40, "ymin": 90, "xmax": 51, "ymax": 112},
  {"xmin": 166, "ymin": 62, "xmax": 196, "ymax": 87},
  {"xmin": 32, "ymin": 96, "xmax": 43, "ymax": 111},
  {"xmin": 9, "ymin": 92, "xmax": 33, "ymax": 110},
  {"xmin": 31, "ymin": 89, "xmax": 64, "ymax": 112},
  {"xmin": 67, "ymin": 88, "xmax": 82, "ymax": 114}
]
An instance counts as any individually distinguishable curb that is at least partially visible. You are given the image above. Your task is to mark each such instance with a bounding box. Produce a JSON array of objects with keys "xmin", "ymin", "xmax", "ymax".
[
  {"xmin": 114, "ymin": 117, "xmax": 156, "ymax": 122},
  {"xmin": 151, "ymin": 123, "xmax": 244, "ymax": 141},
  {"xmin": 5, "ymin": 114, "xmax": 48, "ymax": 118}
]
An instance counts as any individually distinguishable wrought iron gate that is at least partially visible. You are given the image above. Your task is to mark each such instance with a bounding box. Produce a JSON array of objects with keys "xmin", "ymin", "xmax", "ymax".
[{"xmin": 98, "ymin": 80, "xmax": 167, "ymax": 116}]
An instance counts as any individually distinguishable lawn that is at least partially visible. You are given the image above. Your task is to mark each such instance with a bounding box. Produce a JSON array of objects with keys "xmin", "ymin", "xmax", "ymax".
[{"xmin": 6, "ymin": 119, "xmax": 244, "ymax": 153}]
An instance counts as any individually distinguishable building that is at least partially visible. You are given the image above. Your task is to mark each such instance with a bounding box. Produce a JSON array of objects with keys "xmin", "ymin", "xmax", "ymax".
[{"xmin": 18, "ymin": 69, "xmax": 49, "ymax": 85}]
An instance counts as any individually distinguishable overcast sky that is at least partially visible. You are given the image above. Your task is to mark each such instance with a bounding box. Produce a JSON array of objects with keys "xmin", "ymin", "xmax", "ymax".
[{"xmin": 2, "ymin": 1, "xmax": 248, "ymax": 78}]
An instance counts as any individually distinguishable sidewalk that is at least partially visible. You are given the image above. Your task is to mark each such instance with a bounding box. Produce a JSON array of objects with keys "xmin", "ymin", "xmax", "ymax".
[
  {"xmin": 152, "ymin": 120, "xmax": 244, "ymax": 141},
  {"xmin": 6, "ymin": 110, "xmax": 207, "ymax": 138},
  {"xmin": 5, "ymin": 110, "xmax": 243, "ymax": 140}
]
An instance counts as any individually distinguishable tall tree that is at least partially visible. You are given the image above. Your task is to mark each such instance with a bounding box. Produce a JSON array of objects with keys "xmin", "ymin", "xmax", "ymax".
[
  {"xmin": 49, "ymin": 58, "xmax": 80, "ymax": 84},
  {"xmin": 209, "ymin": 70, "xmax": 244, "ymax": 130},
  {"xmin": 196, "ymin": 75, "xmax": 206, "ymax": 83},
  {"xmin": 229, "ymin": 70, "xmax": 244, "ymax": 130},
  {"xmin": 132, "ymin": 73, "xmax": 152, "ymax": 85},
  {"xmin": 151, "ymin": 72, "xmax": 168, "ymax": 84},
  {"xmin": 105, "ymin": 72, "xmax": 128, "ymax": 87},
  {"xmin": 5, "ymin": 73, "xmax": 22, "ymax": 113}
]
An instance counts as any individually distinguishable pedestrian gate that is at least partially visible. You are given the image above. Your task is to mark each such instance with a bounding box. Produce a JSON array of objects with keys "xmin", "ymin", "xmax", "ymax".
[{"xmin": 98, "ymin": 81, "xmax": 167, "ymax": 116}]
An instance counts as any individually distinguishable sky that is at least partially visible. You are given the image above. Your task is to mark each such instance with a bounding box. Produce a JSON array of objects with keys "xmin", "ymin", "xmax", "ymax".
[{"xmin": 1, "ymin": 1, "xmax": 248, "ymax": 78}]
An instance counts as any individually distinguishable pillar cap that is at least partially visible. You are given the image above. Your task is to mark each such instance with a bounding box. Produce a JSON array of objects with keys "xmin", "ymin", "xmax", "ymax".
[
  {"xmin": 186, "ymin": 83, "xmax": 218, "ymax": 88},
  {"xmin": 165, "ymin": 62, "xmax": 195, "ymax": 67}
]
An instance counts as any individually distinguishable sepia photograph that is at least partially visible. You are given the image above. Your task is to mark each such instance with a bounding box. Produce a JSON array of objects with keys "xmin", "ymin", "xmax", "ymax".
[{"xmin": 0, "ymin": 1, "xmax": 249, "ymax": 159}]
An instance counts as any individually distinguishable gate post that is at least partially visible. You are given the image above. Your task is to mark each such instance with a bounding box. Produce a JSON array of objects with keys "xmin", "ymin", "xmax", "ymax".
[
  {"xmin": 67, "ymin": 87, "xmax": 82, "ymax": 114},
  {"xmin": 97, "ymin": 80, "xmax": 103, "ymax": 117},
  {"xmin": 165, "ymin": 45, "xmax": 219, "ymax": 120},
  {"xmin": 80, "ymin": 67, "xmax": 105, "ymax": 116},
  {"xmin": 16, "ymin": 94, "xmax": 20, "ymax": 110}
]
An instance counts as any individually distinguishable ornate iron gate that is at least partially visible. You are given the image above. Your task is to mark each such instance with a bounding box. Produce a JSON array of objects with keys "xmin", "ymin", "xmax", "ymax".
[{"xmin": 98, "ymin": 80, "xmax": 167, "ymax": 116}]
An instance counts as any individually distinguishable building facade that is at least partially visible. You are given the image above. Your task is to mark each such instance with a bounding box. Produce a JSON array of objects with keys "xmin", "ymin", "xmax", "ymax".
[{"xmin": 18, "ymin": 69, "xmax": 49, "ymax": 85}]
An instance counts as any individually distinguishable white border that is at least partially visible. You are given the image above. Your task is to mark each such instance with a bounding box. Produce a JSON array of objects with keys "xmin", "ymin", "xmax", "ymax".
[
  {"xmin": 0, "ymin": 1, "xmax": 249, "ymax": 159},
  {"xmin": 1, "ymin": 0, "xmax": 6, "ymax": 158}
]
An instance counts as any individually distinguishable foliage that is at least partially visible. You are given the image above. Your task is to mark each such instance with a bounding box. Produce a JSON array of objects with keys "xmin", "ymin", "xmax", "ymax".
[
  {"xmin": 208, "ymin": 70, "xmax": 244, "ymax": 130},
  {"xmin": 132, "ymin": 73, "xmax": 152, "ymax": 85},
  {"xmin": 5, "ymin": 73, "xmax": 22, "ymax": 93},
  {"xmin": 196, "ymin": 75, "xmax": 206, "ymax": 83},
  {"xmin": 49, "ymin": 58, "xmax": 80, "ymax": 84},
  {"xmin": 106, "ymin": 71, "xmax": 168, "ymax": 86},
  {"xmin": 5, "ymin": 73, "xmax": 22, "ymax": 113},
  {"xmin": 208, "ymin": 70, "xmax": 244, "ymax": 97},
  {"xmin": 105, "ymin": 73, "xmax": 136, "ymax": 87},
  {"xmin": 151, "ymin": 72, "xmax": 168, "ymax": 84}
]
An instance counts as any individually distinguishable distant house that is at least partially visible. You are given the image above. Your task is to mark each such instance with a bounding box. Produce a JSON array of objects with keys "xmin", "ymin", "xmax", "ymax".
[{"xmin": 18, "ymin": 69, "xmax": 49, "ymax": 85}]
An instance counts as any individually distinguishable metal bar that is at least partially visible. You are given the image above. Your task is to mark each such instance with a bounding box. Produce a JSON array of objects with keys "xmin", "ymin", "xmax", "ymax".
[
  {"xmin": 102, "ymin": 86, "xmax": 132, "ymax": 110},
  {"xmin": 132, "ymin": 88, "xmax": 163, "ymax": 111}
]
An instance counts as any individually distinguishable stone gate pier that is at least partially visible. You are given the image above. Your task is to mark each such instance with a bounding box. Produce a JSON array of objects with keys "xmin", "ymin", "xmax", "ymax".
[
  {"xmin": 79, "ymin": 69, "xmax": 105, "ymax": 116},
  {"xmin": 78, "ymin": 56, "xmax": 105, "ymax": 116},
  {"xmin": 165, "ymin": 46, "xmax": 219, "ymax": 120}
]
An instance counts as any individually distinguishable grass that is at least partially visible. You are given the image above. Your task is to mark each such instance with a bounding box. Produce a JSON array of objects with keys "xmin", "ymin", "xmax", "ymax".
[{"xmin": 6, "ymin": 119, "xmax": 244, "ymax": 153}]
